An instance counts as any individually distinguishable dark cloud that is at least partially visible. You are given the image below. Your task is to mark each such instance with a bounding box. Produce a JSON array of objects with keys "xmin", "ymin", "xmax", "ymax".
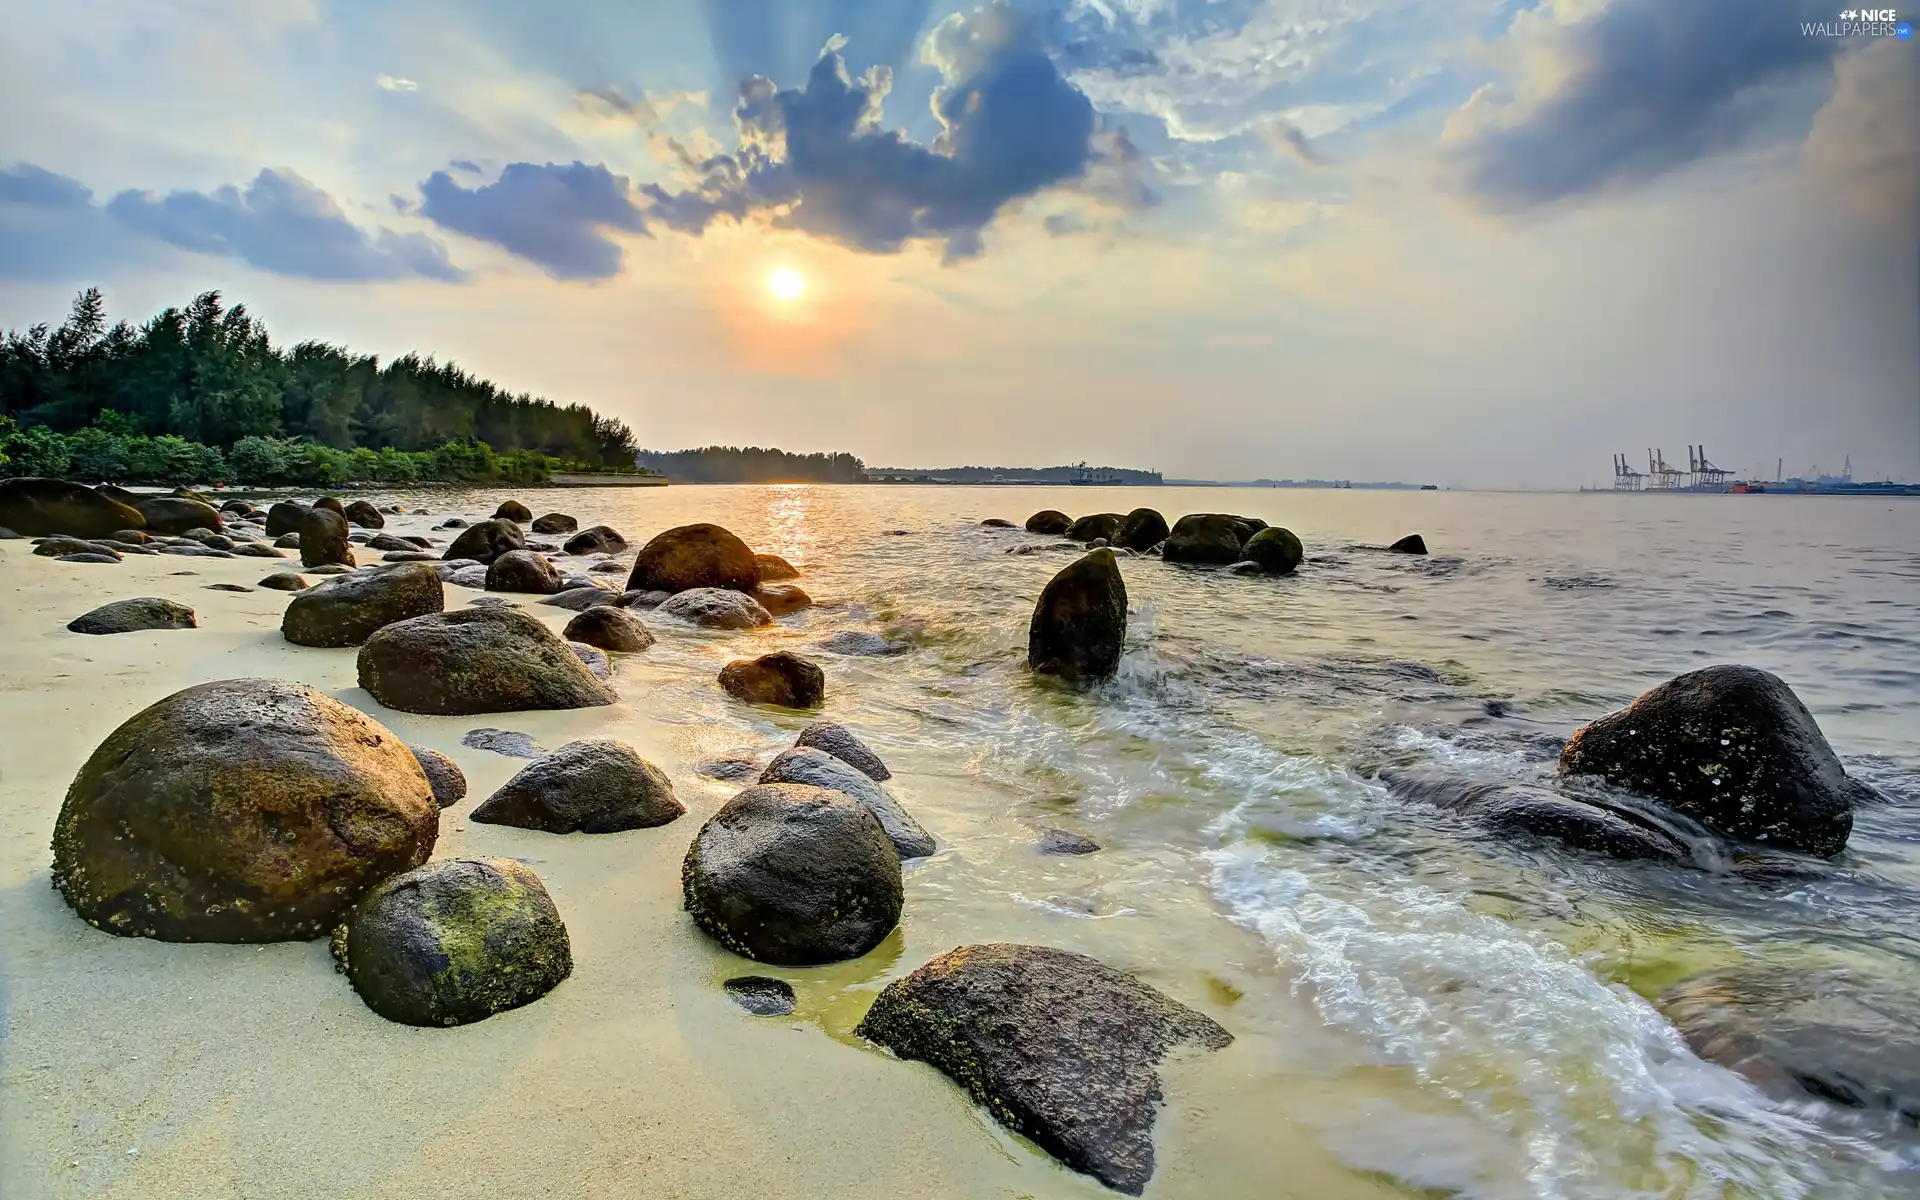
[
  {"xmin": 647, "ymin": 3, "xmax": 1097, "ymax": 260},
  {"xmin": 418, "ymin": 161, "xmax": 648, "ymax": 280},
  {"xmin": 1447, "ymin": 0, "xmax": 1840, "ymax": 209},
  {"xmin": 107, "ymin": 168, "xmax": 466, "ymax": 281},
  {"xmin": 1261, "ymin": 119, "xmax": 1325, "ymax": 166},
  {"xmin": 0, "ymin": 164, "xmax": 124, "ymax": 280},
  {"xmin": 0, "ymin": 162, "xmax": 94, "ymax": 209}
]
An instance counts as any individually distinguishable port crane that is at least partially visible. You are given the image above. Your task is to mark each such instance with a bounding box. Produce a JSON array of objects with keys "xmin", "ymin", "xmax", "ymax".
[
  {"xmin": 1648, "ymin": 448, "xmax": 1686, "ymax": 490},
  {"xmin": 1612, "ymin": 453, "xmax": 1644, "ymax": 490},
  {"xmin": 1688, "ymin": 445, "xmax": 1732, "ymax": 489}
]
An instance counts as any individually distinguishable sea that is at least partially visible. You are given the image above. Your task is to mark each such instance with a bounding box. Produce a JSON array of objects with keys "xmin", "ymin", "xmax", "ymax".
[{"xmin": 400, "ymin": 483, "xmax": 1920, "ymax": 1198}]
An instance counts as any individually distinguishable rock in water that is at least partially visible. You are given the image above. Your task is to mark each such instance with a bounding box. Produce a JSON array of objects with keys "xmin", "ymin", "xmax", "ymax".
[
  {"xmin": 569, "ymin": 641, "xmax": 612, "ymax": 680},
  {"xmin": 493, "ymin": 500, "xmax": 533, "ymax": 523},
  {"xmin": 658, "ymin": 588, "xmax": 773, "ymax": 629},
  {"xmin": 134, "ymin": 497, "xmax": 224, "ymax": 536},
  {"xmin": 531, "ymin": 512, "xmax": 577, "ymax": 534},
  {"xmin": 358, "ymin": 607, "xmax": 618, "ymax": 715},
  {"xmin": 0, "ymin": 478, "xmax": 145, "ymax": 538},
  {"xmin": 627, "ymin": 523, "xmax": 760, "ymax": 593},
  {"xmin": 1558, "ymin": 665, "xmax": 1866, "ymax": 856},
  {"xmin": 50, "ymin": 678, "xmax": 438, "ymax": 942},
  {"xmin": 724, "ymin": 976, "xmax": 797, "ymax": 1016},
  {"xmin": 1028, "ymin": 549, "xmax": 1127, "ymax": 681},
  {"xmin": 1387, "ymin": 533, "xmax": 1428, "ymax": 555},
  {"xmin": 297, "ymin": 507, "xmax": 354, "ymax": 569},
  {"xmin": 681, "ymin": 783, "xmax": 903, "ymax": 965},
  {"xmin": 1025, "ymin": 510, "xmax": 1072, "ymax": 536},
  {"xmin": 759, "ymin": 747, "xmax": 933, "ymax": 858},
  {"xmin": 814, "ymin": 630, "xmax": 908, "ymax": 657},
  {"xmin": 282, "ymin": 563, "xmax": 445, "ymax": 647},
  {"xmin": 485, "ymin": 549, "xmax": 564, "ymax": 595},
  {"xmin": 463, "ymin": 728, "xmax": 544, "ymax": 758},
  {"xmin": 541, "ymin": 587, "xmax": 620, "ymax": 612},
  {"xmin": 753, "ymin": 552, "xmax": 801, "ymax": 580},
  {"xmin": 342, "ymin": 500, "xmax": 385, "ymax": 529},
  {"xmin": 719, "ymin": 652, "xmax": 826, "ymax": 707},
  {"xmin": 1116, "ymin": 508, "xmax": 1169, "ymax": 551},
  {"xmin": 1389, "ymin": 776, "xmax": 1688, "ymax": 862},
  {"xmin": 1039, "ymin": 828, "xmax": 1101, "ymax": 855},
  {"xmin": 1067, "ymin": 513, "xmax": 1124, "ymax": 543},
  {"xmin": 331, "ymin": 857, "xmax": 571, "ymax": 1027},
  {"xmin": 67, "ymin": 598, "xmax": 198, "ymax": 635},
  {"xmin": 563, "ymin": 605, "xmax": 655, "ymax": 652},
  {"xmin": 564, "ymin": 525, "xmax": 627, "ymax": 555},
  {"xmin": 442, "ymin": 519, "xmax": 527, "ymax": 566},
  {"xmin": 264, "ymin": 501, "xmax": 308, "ymax": 536},
  {"xmin": 794, "ymin": 721, "xmax": 891, "ymax": 781},
  {"xmin": 1241, "ymin": 527, "xmax": 1304, "ymax": 575},
  {"xmin": 753, "ymin": 583, "xmax": 812, "ymax": 616},
  {"xmin": 313, "ymin": 496, "xmax": 346, "ymax": 515},
  {"xmin": 1162, "ymin": 514, "xmax": 1249, "ymax": 565},
  {"xmin": 410, "ymin": 746, "xmax": 467, "ymax": 808},
  {"xmin": 855, "ymin": 943, "xmax": 1233, "ymax": 1196},
  {"xmin": 980, "ymin": 518, "xmax": 1016, "ymax": 529},
  {"xmin": 471, "ymin": 739, "xmax": 684, "ymax": 833}
]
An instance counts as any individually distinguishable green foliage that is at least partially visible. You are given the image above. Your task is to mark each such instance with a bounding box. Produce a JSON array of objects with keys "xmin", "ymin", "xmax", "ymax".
[{"xmin": 634, "ymin": 445, "xmax": 867, "ymax": 483}]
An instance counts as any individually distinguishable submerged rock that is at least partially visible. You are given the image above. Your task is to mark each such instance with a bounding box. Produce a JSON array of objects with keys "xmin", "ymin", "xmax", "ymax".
[
  {"xmin": 0, "ymin": 479, "xmax": 144, "ymax": 538},
  {"xmin": 980, "ymin": 518, "xmax": 1016, "ymax": 529},
  {"xmin": 1028, "ymin": 549, "xmax": 1128, "ymax": 681},
  {"xmin": 760, "ymin": 748, "xmax": 932, "ymax": 858},
  {"xmin": 357, "ymin": 607, "xmax": 618, "ymax": 715},
  {"xmin": 564, "ymin": 525, "xmax": 627, "ymax": 556},
  {"xmin": 50, "ymin": 678, "xmax": 438, "ymax": 942},
  {"xmin": 1389, "ymin": 775, "xmax": 1689, "ymax": 862},
  {"xmin": 724, "ymin": 975, "xmax": 797, "ymax": 1016},
  {"xmin": 472, "ymin": 739, "xmax": 684, "ymax": 833},
  {"xmin": 753, "ymin": 583, "xmax": 812, "ymax": 616},
  {"xmin": 1240, "ymin": 526, "xmax": 1304, "ymax": 575},
  {"xmin": 719, "ymin": 652, "xmax": 826, "ymax": 708},
  {"xmin": 627, "ymin": 523, "xmax": 760, "ymax": 594},
  {"xmin": 331, "ymin": 857, "xmax": 572, "ymax": 1027},
  {"xmin": 1558, "ymin": 665, "xmax": 1866, "ymax": 856},
  {"xmin": 442, "ymin": 519, "xmax": 527, "ymax": 566},
  {"xmin": 67, "ymin": 598, "xmax": 198, "ymax": 635},
  {"xmin": 697, "ymin": 756, "xmax": 761, "ymax": 781},
  {"xmin": 297, "ymin": 507, "xmax": 354, "ymax": 569},
  {"xmin": 753, "ymin": 552, "xmax": 801, "ymax": 580},
  {"xmin": 410, "ymin": 746, "xmax": 467, "ymax": 808},
  {"xmin": 658, "ymin": 587, "xmax": 772, "ymax": 630},
  {"xmin": 563, "ymin": 605, "xmax": 655, "ymax": 652},
  {"xmin": 1387, "ymin": 533, "xmax": 1428, "ymax": 555},
  {"xmin": 1162, "ymin": 514, "xmax": 1248, "ymax": 565},
  {"xmin": 462, "ymin": 728, "xmax": 544, "ymax": 758},
  {"xmin": 682, "ymin": 783, "xmax": 903, "ymax": 965},
  {"xmin": 794, "ymin": 721, "xmax": 891, "ymax": 782},
  {"xmin": 485, "ymin": 549, "xmax": 564, "ymax": 595},
  {"xmin": 1025, "ymin": 510, "xmax": 1072, "ymax": 536},
  {"xmin": 814, "ymin": 630, "xmax": 909, "ymax": 657},
  {"xmin": 1039, "ymin": 828, "xmax": 1101, "ymax": 855},
  {"xmin": 856, "ymin": 943, "xmax": 1233, "ymax": 1195},
  {"xmin": 282, "ymin": 563, "xmax": 444, "ymax": 647}
]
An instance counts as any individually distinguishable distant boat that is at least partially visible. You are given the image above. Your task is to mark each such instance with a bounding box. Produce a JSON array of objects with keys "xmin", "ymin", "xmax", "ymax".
[{"xmin": 1420, "ymin": 484, "xmax": 1438, "ymax": 491}]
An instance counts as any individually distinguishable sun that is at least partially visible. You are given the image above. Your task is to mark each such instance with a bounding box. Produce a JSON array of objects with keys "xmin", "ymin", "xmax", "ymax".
[{"xmin": 766, "ymin": 267, "xmax": 806, "ymax": 301}]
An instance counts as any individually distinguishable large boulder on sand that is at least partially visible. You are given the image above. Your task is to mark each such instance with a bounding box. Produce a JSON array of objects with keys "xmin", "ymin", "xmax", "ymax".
[
  {"xmin": 564, "ymin": 525, "xmax": 627, "ymax": 556},
  {"xmin": 67, "ymin": 598, "xmax": 197, "ymax": 635},
  {"xmin": 1116, "ymin": 508, "xmax": 1169, "ymax": 551},
  {"xmin": 719, "ymin": 652, "xmax": 825, "ymax": 707},
  {"xmin": 297, "ymin": 507, "xmax": 354, "ymax": 569},
  {"xmin": 343, "ymin": 500, "xmax": 385, "ymax": 529},
  {"xmin": 357, "ymin": 607, "xmax": 618, "ymax": 716},
  {"xmin": 265, "ymin": 501, "xmax": 308, "ymax": 536},
  {"xmin": 759, "ymin": 747, "xmax": 933, "ymax": 858},
  {"xmin": 563, "ymin": 605, "xmax": 655, "ymax": 652},
  {"xmin": 50, "ymin": 678, "xmax": 438, "ymax": 942},
  {"xmin": 442, "ymin": 519, "xmax": 527, "ymax": 566},
  {"xmin": 1240, "ymin": 526, "xmax": 1303, "ymax": 575},
  {"xmin": 331, "ymin": 857, "xmax": 571, "ymax": 1027},
  {"xmin": 493, "ymin": 500, "xmax": 533, "ymax": 523},
  {"xmin": 658, "ymin": 587, "xmax": 772, "ymax": 630},
  {"xmin": 134, "ymin": 496, "xmax": 223, "ymax": 536},
  {"xmin": 1025, "ymin": 510, "xmax": 1072, "ymax": 535},
  {"xmin": 485, "ymin": 549, "xmax": 564, "ymax": 595},
  {"xmin": 0, "ymin": 478, "xmax": 145, "ymax": 538},
  {"xmin": 627, "ymin": 523, "xmax": 760, "ymax": 593},
  {"xmin": 282, "ymin": 563, "xmax": 445, "ymax": 647},
  {"xmin": 856, "ymin": 944, "xmax": 1233, "ymax": 1196},
  {"xmin": 471, "ymin": 739, "xmax": 683, "ymax": 833},
  {"xmin": 795, "ymin": 721, "xmax": 891, "ymax": 781},
  {"xmin": 1067, "ymin": 513, "xmax": 1123, "ymax": 543},
  {"xmin": 1162, "ymin": 514, "xmax": 1248, "ymax": 565},
  {"xmin": 1028, "ymin": 549, "xmax": 1127, "ymax": 681},
  {"xmin": 1558, "ymin": 665, "xmax": 1867, "ymax": 856},
  {"xmin": 531, "ymin": 512, "xmax": 577, "ymax": 534},
  {"xmin": 681, "ymin": 783, "xmax": 903, "ymax": 965}
]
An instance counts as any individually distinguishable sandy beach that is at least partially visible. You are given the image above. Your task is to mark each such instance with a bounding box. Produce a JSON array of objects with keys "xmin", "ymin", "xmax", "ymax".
[{"xmin": 0, "ymin": 510, "xmax": 1405, "ymax": 1200}]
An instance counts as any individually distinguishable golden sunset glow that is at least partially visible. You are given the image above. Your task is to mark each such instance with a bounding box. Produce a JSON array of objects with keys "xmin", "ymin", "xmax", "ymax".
[{"xmin": 767, "ymin": 267, "xmax": 806, "ymax": 301}]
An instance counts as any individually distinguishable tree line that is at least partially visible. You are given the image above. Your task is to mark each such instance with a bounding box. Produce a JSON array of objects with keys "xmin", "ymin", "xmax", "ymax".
[
  {"xmin": 0, "ymin": 288, "xmax": 643, "ymax": 484},
  {"xmin": 634, "ymin": 446, "xmax": 869, "ymax": 484}
]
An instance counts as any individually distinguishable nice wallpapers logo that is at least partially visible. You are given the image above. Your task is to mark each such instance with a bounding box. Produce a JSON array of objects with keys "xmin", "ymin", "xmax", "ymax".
[{"xmin": 1804, "ymin": 8, "xmax": 1914, "ymax": 35}]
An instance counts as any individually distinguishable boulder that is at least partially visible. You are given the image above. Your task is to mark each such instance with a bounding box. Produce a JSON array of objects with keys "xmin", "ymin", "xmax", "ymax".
[
  {"xmin": 531, "ymin": 513, "xmax": 577, "ymax": 534},
  {"xmin": 754, "ymin": 583, "xmax": 812, "ymax": 616},
  {"xmin": 445, "ymin": 565, "xmax": 490, "ymax": 589},
  {"xmin": 855, "ymin": 944, "xmax": 1233, "ymax": 1195},
  {"xmin": 282, "ymin": 563, "xmax": 445, "ymax": 648},
  {"xmin": 1025, "ymin": 510, "xmax": 1072, "ymax": 536},
  {"xmin": 308, "ymin": 564, "xmax": 352, "ymax": 575},
  {"xmin": 410, "ymin": 746, "xmax": 467, "ymax": 808},
  {"xmin": 794, "ymin": 721, "xmax": 891, "ymax": 781},
  {"xmin": 753, "ymin": 553, "xmax": 801, "ymax": 581},
  {"xmin": 1028, "ymin": 549, "xmax": 1127, "ymax": 681},
  {"xmin": 357, "ymin": 606, "xmax": 619, "ymax": 716},
  {"xmin": 366, "ymin": 533, "xmax": 414, "ymax": 552},
  {"xmin": 50, "ymin": 678, "xmax": 438, "ymax": 942},
  {"xmin": 56, "ymin": 552, "xmax": 120, "ymax": 564},
  {"xmin": 980, "ymin": 518, "xmax": 1016, "ymax": 528},
  {"xmin": 1241, "ymin": 526, "xmax": 1304, "ymax": 575},
  {"xmin": 493, "ymin": 500, "xmax": 533, "ymax": 523},
  {"xmin": 541, "ymin": 587, "xmax": 620, "ymax": 612},
  {"xmin": 617, "ymin": 589, "xmax": 673, "ymax": 609},
  {"xmin": 1388, "ymin": 776, "xmax": 1688, "ymax": 862},
  {"xmin": 297, "ymin": 507, "xmax": 354, "ymax": 569},
  {"xmin": 658, "ymin": 587, "xmax": 773, "ymax": 630},
  {"xmin": 259, "ymin": 572, "xmax": 308, "ymax": 591},
  {"xmin": 486, "ymin": 549, "xmax": 564, "ymax": 595},
  {"xmin": 96, "ymin": 484, "xmax": 143, "ymax": 506},
  {"xmin": 1388, "ymin": 533, "xmax": 1428, "ymax": 555},
  {"xmin": 35, "ymin": 536, "xmax": 119, "ymax": 559},
  {"xmin": 331, "ymin": 857, "xmax": 571, "ymax": 1027},
  {"xmin": 563, "ymin": 525, "xmax": 627, "ymax": 556},
  {"xmin": 1116, "ymin": 508, "xmax": 1169, "ymax": 551},
  {"xmin": 471, "ymin": 739, "xmax": 684, "ymax": 834},
  {"xmin": 313, "ymin": 497, "xmax": 346, "ymax": 515},
  {"xmin": 220, "ymin": 500, "xmax": 256, "ymax": 516},
  {"xmin": 759, "ymin": 747, "xmax": 932, "ymax": 858},
  {"xmin": 563, "ymin": 606, "xmax": 655, "ymax": 652},
  {"xmin": 112, "ymin": 528, "xmax": 150, "ymax": 544},
  {"xmin": 569, "ymin": 641, "xmax": 613, "ymax": 680},
  {"xmin": 1162, "ymin": 514, "xmax": 1248, "ymax": 565},
  {"xmin": 435, "ymin": 517, "xmax": 469, "ymax": 530},
  {"xmin": 275, "ymin": 533, "xmax": 302, "ymax": 549},
  {"xmin": 236, "ymin": 542, "xmax": 285, "ymax": 558},
  {"xmin": 1558, "ymin": 665, "xmax": 1867, "ymax": 856},
  {"xmin": 719, "ymin": 652, "xmax": 826, "ymax": 708},
  {"xmin": 1066, "ymin": 513, "xmax": 1123, "ymax": 543},
  {"xmin": 264, "ymin": 501, "xmax": 309, "ymax": 536},
  {"xmin": 442, "ymin": 519, "xmax": 527, "ymax": 566},
  {"xmin": 0, "ymin": 527, "xmax": 20, "ymax": 538},
  {"xmin": 67, "ymin": 598, "xmax": 197, "ymax": 635},
  {"xmin": 134, "ymin": 497, "xmax": 224, "ymax": 536},
  {"xmin": 0, "ymin": 478, "xmax": 145, "ymax": 538},
  {"xmin": 627, "ymin": 523, "xmax": 760, "ymax": 594},
  {"xmin": 681, "ymin": 783, "xmax": 903, "ymax": 965},
  {"xmin": 343, "ymin": 500, "xmax": 385, "ymax": 529},
  {"xmin": 383, "ymin": 551, "xmax": 438, "ymax": 564}
]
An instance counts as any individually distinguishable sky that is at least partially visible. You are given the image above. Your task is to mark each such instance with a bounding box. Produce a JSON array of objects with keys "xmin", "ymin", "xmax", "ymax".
[{"xmin": 1, "ymin": 0, "xmax": 1915, "ymax": 487}]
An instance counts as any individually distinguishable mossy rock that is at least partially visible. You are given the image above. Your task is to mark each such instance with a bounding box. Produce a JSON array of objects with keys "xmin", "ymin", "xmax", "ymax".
[
  {"xmin": 357, "ymin": 606, "xmax": 618, "ymax": 715},
  {"xmin": 627, "ymin": 523, "xmax": 760, "ymax": 594},
  {"xmin": 331, "ymin": 857, "xmax": 572, "ymax": 1027},
  {"xmin": 410, "ymin": 746, "xmax": 467, "ymax": 808},
  {"xmin": 753, "ymin": 552, "xmax": 801, "ymax": 580},
  {"xmin": 1241, "ymin": 526, "xmax": 1303, "ymax": 574},
  {"xmin": 1027, "ymin": 549, "xmax": 1127, "ymax": 681},
  {"xmin": 530, "ymin": 513, "xmax": 577, "ymax": 534},
  {"xmin": 442, "ymin": 519, "xmax": 527, "ymax": 566},
  {"xmin": 282, "ymin": 563, "xmax": 444, "ymax": 647},
  {"xmin": 1116, "ymin": 508, "xmax": 1169, "ymax": 551},
  {"xmin": 1162, "ymin": 514, "xmax": 1248, "ymax": 565},
  {"xmin": 759, "ymin": 747, "xmax": 932, "ymax": 858},
  {"xmin": 67, "ymin": 597, "xmax": 197, "ymax": 635},
  {"xmin": 794, "ymin": 721, "xmax": 891, "ymax": 781},
  {"xmin": 0, "ymin": 478, "xmax": 145, "ymax": 538},
  {"xmin": 563, "ymin": 605, "xmax": 655, "ymax": 652},
  {"xmin": 563, "ymin": 525, "xmax": 627, "ymax": 556},
  {"xmin": 297, "ymin": 507, "xmax": 354, "ymax": 569},
  {"xmin": 1024, "ymin": 510, "xmax": 1072, "ymax": 536},
  {"xmin": 493, "ymin": 500, "xmax": 533, "ymax": 523},
  {"xmin": 719, "ymin": 652, "xmax": 825, "ymax": 707},
  {"xmin": 485, "ymin": 549, "xmax": 564, "ymax": 595},
  {"xmin": 471, "ymin": 739, "xmax": 683, "ymax": 833},
  {"xmin": 1066, "ymin": 513, "xmax": 1123, "ymax": 543}
]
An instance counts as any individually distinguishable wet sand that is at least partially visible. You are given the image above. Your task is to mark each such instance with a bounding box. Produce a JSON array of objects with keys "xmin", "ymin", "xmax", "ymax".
[{"xmin": 0, "ymin": 537, "xmax": 1409, "ymax": 1200}]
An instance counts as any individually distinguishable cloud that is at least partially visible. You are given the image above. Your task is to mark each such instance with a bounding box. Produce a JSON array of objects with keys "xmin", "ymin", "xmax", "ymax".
[
  {"xmin": 0, "ymin": 162, "xmax": 94, "ymax": 209},
  {"xmin": 376, "ymin": 75, "xmax": 419, "ymax": 92},
  {"xmin": 1261, "ymin": 118, "xmax": 1325, "ymax": 165},
  {"xmin": 419, "ymin": 161, "xmax": 649, "ymax": 279},
  {"xmin": 0, "ymin": 163, "xmax": 127, "ymax": 280},
  {"xmin": 1444, "ymin": 0, "xmax": 1840, "ymax": 209},
  {"xmin": 643, "ymin": 3, "xmax": 1096, "ymax": 260},
  {"xmin": 1804, "ymin": 42, "xmax": 1919, "ymax": 227},
  {"xmin": 573, "ymin": 86, "xmax": 706, "ymax": 129},
  {"xmin": 106, "ymin": 168, "xmax": 466, "ymax": 282},
  {"xmin": 700, "ymin": 0, "xmax": 936, "ymax": 86}
]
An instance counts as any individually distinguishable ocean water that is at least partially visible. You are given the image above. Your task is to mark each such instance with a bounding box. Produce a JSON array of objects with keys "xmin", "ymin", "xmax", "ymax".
[{"xmin": 400, "ymin": 483, "xmax": 1920, "ymax": 1198}]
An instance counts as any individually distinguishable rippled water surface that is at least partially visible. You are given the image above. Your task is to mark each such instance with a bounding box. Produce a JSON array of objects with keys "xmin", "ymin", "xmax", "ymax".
[{"xmin": 410, "ymin": 484, "xmax": 1920, "ymax": 1198}]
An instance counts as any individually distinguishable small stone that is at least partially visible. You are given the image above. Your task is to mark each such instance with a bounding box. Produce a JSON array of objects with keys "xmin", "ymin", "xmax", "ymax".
[
  {"xmin": 462, "ymin": 728, "xmax": 543, "ymax": 758},
  {"xmin": 723, "ymin": 976, "xmax": 797, "ymax": 1016},
  {"xmin": 1039, "ymin": 828, "xmax": 1101, "ymax": 855}
]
